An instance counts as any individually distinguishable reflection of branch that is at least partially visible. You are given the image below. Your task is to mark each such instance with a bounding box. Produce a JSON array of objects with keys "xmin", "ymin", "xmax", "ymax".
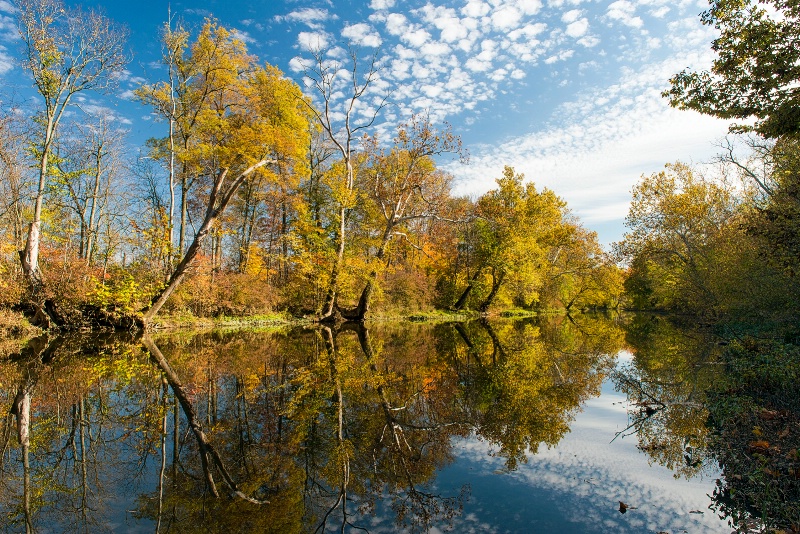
[
  {"xmin": 479, "ymin": 319, "xmax": 507, "ymax": 362},
  {"xmin": 610, "ymin": 371, "xmax": 668, "ymax": 443},
  {"xmin": 357, "ymin": 324, "xmax": 466, "ymax": 528},
  {"xmin": 143, "ymin": 335, "xmax": 268, "ymax": 505},
  {"xmin": 610, "ymin": 406, "xmax": 663, "ymax": 443},
  {"xmin": 314, "ymin": 326, "xmax": 365, "ymax": 534}
]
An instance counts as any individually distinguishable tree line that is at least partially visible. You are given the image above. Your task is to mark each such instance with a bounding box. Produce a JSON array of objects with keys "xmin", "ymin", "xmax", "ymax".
[
  {"xmin": 0, "ymin": 0, "xmax": 622, "ymax": 329},
  {"xmin": 618, "ymin": 0, "xmax": 800, "ymax": 326}
]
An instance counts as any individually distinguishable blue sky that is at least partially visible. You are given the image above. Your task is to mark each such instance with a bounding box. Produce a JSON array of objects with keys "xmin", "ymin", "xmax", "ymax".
[{"xmin": 0, "ymin": 0, "xmax": 732, "ymax": 246}]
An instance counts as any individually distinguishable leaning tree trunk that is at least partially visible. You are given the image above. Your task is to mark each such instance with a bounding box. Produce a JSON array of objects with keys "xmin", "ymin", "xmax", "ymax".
[
  {"xmin": 143, "ymin": 160, "xmax": 271, "ymax": 324},
  {"xmin": 352, "ymin": 225, "xmax": 394, "ymax": 321},
  {"xmin": 453, "ymin": 266, "xmax": 484, "ymax": 311},
  {"xmin": 479, "ymin": 268, "xmax": 505, "ymax": 313}
]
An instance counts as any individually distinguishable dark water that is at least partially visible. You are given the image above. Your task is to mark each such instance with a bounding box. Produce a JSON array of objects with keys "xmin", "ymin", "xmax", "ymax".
[{"xmin": 0, "ymin": 316, "xmax": 734, "ymax": 532}]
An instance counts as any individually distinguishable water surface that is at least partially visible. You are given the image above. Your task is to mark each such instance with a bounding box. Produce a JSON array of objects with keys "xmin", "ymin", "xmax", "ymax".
[{"xmin": 0, "ymin": 316, "xmax": 733, "ymax": 532}]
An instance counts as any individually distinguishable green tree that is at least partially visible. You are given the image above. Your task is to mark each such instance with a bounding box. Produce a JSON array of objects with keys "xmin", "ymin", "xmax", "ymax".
[
  {"xmin": 617, "ymin": 162, "xmax": 737, "ymax": 313},
  {"xmin": 664, "ymin": 0, "xmax": 800, "ymax": 139},
  {"xmin": 453, "ymin": 167, "xmax": 566, "ymax": 312}
]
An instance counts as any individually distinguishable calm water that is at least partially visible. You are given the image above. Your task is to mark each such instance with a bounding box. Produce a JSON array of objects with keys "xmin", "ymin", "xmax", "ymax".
[{"xmin": 0, "ymin": 316, "xmax": 733, "ymax": 532}]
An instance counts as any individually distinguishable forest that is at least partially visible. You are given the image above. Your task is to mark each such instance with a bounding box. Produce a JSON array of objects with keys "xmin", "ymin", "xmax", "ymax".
[
  {"xmin": 0, "ymin": 1, "xmax": 625, "ymax": 331},
  {"xmin": 0, "ymin": 0, "xmax": 795, "ymax": 333},
  {"xmin": 1, "ymin": 0, "xmax": 800, "ymax": 531}
]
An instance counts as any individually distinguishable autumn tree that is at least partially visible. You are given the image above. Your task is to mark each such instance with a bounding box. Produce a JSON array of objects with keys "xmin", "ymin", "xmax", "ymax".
[
  {"xmin": 348, "ymin": 115, "xmax": 462, "ymax": 320},
  {"xmin": 140, "ymin": 24, "xmax": 311, "ymax": 322},
  {"xmin": 49, "ymin": 115, "xmax": 124, "ymax": 263},
  {"xmin": 539, "ymin": 224, "xmax": 623, "ymax": 311},
  {"xmin": 15, "ymin": 0, "xmax": 127, "ymax": 300},
  {"xmin": 617, "ymin": 162, "xmax": 738, "ymax": 313},
  {"xmin": 0, "ymin": 106, "xmax": 29, "ymax": 252},
  {"xmin": 452, "ymin": 167, "xmax": 566, "ymax": 312},
  {"xmin": 298, "ymin": 47, "xmax": 389, "ymax": 320}
]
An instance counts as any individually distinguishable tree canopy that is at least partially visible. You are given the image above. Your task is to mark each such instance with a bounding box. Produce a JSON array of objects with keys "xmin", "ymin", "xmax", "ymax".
[{"xmin": 664, "ymin": 0, "xmax": 800, "ymax": 138}]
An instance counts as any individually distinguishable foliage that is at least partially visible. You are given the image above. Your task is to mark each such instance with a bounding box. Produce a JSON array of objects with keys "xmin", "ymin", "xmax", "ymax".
[
  {"xmin": 706, "ymin": 338, "xmax": 800, "ymax": 532},
  {"xmin": 618, "ymin": 162, "xmax": 739, "ymax": 314},
  {"xmin": 664, "ymin": 0, "xmax": 800, "ymax": 139}
]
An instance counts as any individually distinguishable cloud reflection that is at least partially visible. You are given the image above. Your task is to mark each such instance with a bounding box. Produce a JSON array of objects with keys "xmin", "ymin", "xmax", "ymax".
[{"xmin": 438, "ymin": 382, "xmax": 728, "ymax": 533}]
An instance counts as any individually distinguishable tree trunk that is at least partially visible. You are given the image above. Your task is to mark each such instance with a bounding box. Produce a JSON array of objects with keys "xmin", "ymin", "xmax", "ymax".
[
  {"xmin": 143, "ymin": 160, "xmax": 270, "ymax": 324},
  {"xmin": 453, "ymin": 266, "xmax": 484, "ymax": 311},
  {"xmin": 319, "ymin": 204, "xmax": 347, "ymax": 320},
  {"xmin": 479, "ymin": 268, "xmax": 505, "ymax": 313},
  {"xmin": 352, "ymin": 224, "xmax": 393, "ymax": 321}
]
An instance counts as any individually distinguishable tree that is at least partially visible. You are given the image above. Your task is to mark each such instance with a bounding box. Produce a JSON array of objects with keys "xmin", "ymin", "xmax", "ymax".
[
  {"xmin": 15, "ymin": 0, "xmax": 127, "ymax": 296},
  {"xmin": 133, "ymin": 14, "xmax": 186, "ymax": 261},
  {"xmin": 298, "ymin": 47, "xmax": 389, "ymax": 320},
  {"xmin": 0, "ymin": 105, "xmax": 29, "ymax": 251},
  {"xmin": 350, "ymin": 115, "xmax": 462, "ymax": 320},
  {"xmin": 617, "ymin": 162, "xmax": 737, "ymax": 313},
  {"xmin": 50, "ymin": 114, "xmax": 123, "ymax": 263},
  {"xmin": 141, "ymin": 26, "xmax": 311, "ymax": 322},
  {"xmin": 453, "ymin": 167, "xmax": 566, "ymax": 312},
  {"xmin": 664, "ymin": 0, "xmax": 800, "ymax": 139}
]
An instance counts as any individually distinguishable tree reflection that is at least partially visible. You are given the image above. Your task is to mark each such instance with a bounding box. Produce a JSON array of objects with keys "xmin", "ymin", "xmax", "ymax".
[
  {"xmin": 613, "ymin": 315, "xmax": 723, "ymax": 479},
  {"xmin": 1, "ymin": 317, "xmax": 624, "ymax": 531},
  {"xmin": 0, "ymin": 333, "xmax": 152, "ymax": 532},
  {"xmin": 448, "ymin": 316, "xmax": 619, "ymax": 469}
]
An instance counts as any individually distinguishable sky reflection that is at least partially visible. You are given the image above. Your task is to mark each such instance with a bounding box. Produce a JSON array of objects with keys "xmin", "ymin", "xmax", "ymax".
[{"xmin": 426, "ymin": 379, "xmax": 729, "ymax": 533}]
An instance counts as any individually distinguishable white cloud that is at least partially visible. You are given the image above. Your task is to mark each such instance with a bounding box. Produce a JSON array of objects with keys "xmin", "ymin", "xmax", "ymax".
[
  {"xmin": 544, "ymin": 49, "xmax": 574, "ymax": 64},
  {"xmin": 369, "ymin": 0, "xmax": 395, "ymax": 10},
  {"xmin": 461, "ymin": 0, "xmax": 491, "ymax": 18},
  {"xmin": 402, "ymin": 27, "xmax": 431, "ymax": 48},
  {"xmin": 341, "ymin": 23, "xmax": 382, "ymax": 47},
  {"xmin": 384, "ymin": 13, "xmax": 408, "ymax": 36},
  {"xmin": 578, "ymin": 35, "xmax": 601, "ymax": 47},
  {"xmin": 607, "ymin": 0, "xmax": 644, "ymax": 27},
  {"xmin": 288, "ymin": 56, "xmax": 307, "ymax": 73},
  {"xmin": 491, "ymin": 5, "xmax": 523, "ymax": 30},
  {"xmin": 446, "ymin": 53, "xmax": 731, "ymax": 245},
  {"xmin": 231, "ymin": 29, "xmax": 256, "ymax": 45},
  {"xmin": 420, "ymin": 41, "xmax": 451, "ymax": 57},
  {"xmin": 0, "ymin": 14, "xmax": 18, "ymax": 42},
  {"xmin": 508, "ymin": 23, "xmax": 547, "ymax": 41},
  {"xmin": 297, "ymin": 31, "xmax": 331, "ymax": 51},
  {"xmin": 562, "ymin": 9, "xmax": 582, "ymax": 24},
  {"xmin": 279, "ymin": 8, "xmax": 335, "ymax": 30},
  {"xmin": 0, "ymin": 1, "xmax": 15, "ymax": 13},
  {"xmin": 565, "ymin": 18, "xmax": 589, "ymax": 38},
  {"xmin": 513, "ymin": 0, "xmax": 544, "ymax": 16},
  {"xmin": 0, "ymin": 46, "xmax": 12, "ymax": 75},
  {"xmin": 650, "ymin": 6, "xmax": 670, "ymax": 18}
]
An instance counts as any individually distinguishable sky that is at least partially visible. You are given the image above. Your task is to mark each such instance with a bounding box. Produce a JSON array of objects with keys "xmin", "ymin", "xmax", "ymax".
[{"xmin": 0, "ymin": 0, "xmax": 733, "ymax": 247}]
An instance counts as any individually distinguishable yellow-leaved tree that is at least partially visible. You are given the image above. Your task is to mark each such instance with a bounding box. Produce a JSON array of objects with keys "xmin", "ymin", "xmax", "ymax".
[{"xmin": 140, "ymin": 21, "xmax": 311, "ymax": 323}]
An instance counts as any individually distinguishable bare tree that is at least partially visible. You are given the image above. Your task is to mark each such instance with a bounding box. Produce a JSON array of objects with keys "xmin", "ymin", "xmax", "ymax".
[
  {"xmin": 0, "ymin": 105, "xmax": 29, "ymax": 249},
  {"xmin": 299, "ymin": 46, "xmax": 390, "ymax": 320},
  {"xmin": 51, "ymin": 114, "xmax": 125, "ymax": 263},
  {"xmin": 15, "ymin": 0, "xmax": 128, "ymax": 300}
]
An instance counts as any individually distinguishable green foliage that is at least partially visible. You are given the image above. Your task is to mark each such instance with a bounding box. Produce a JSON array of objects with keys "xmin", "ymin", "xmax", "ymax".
[
  {"xmin": 664, "ymin": 0, "xmax": 800, "ymax": 138},
  {"xmin": 618, "ymin": 162, "xmax": 738, "ymax": 314},
  {"xmin": 706, "ymin": 338, "xmax": 800, "ymax": 532},
  {"xmin": 90, "ymin": 271, "xmax": 141, "ymax": 315}
]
